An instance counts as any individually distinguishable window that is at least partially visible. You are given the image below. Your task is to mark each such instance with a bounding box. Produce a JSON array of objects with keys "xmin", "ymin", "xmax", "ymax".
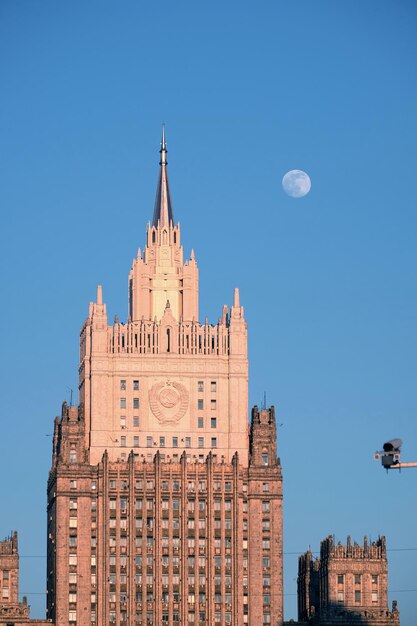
[
  {"xmin": 69, "ymin": 536, "xmax": 77, "ymax": 547},
  {"xmin": 134, "ymin": 436, "xmax": 139, "ymax": 448},
  {"xmin": 69, "ymin": 592, "xmax": 77, "ymax": 602},
  {"xmin": 262, "ymin": 539, "xmax": 270, "ymax": 550},
  {"xmin": 69, "ymin": 448, "xmax": 77, "ymax": 464},
  {"xmin": 262, "ymin": 519, "xmax": 270, "ymax": 531},
  {"xmin": 211, "ymin": 417, "xmax": 217, "ymax": 428},
  {"xmin": 263, "ymin": 594, "xmax": 270, "ymax": 605},
  {"xmin": 70, "ymin": 480, "xmax": 77, "ymax": 489},
  {"xmin": 147, "ymin": 437, "xmax": 153, "ymax": 447},
  {"xmin": 262, "ymin": 453, "xmax": 268, "ymax": 466},
  {"xmin": 263, "ymin": 557, "xmax": 270, "ymax": 568},
  {"xmin": 120, "ymin": 415, "xmax": 126, "ymax": 429},
  {"xmin": 185, "ymin": 437, "xmax": 191, "ymax": 448},
  {"xmin": 197, "ymin": 381, "xmax": 204, "ymax": 392},
  {"xmin": 160, "ymin": 436, "xmax": 165, "ymax": 447},
  {"xmin": 69, "ymin": 554, "xmax": 77, "ymax": 566},
  {"xmin": 69, "ymin": 572, "xmax": 77, "ymax": 584},
  {"xmin": 355, "ymin": 575, "xmax": 361, "ymax": 585},
  {"xmin": 120, "ymin": 380, "xmax": 126, "ymax": 390},
  {"xmin": 372, "ymin": 591, "xmax": 378, "ymax": 603},
  {"xmin": 133, "ymin": 380, "xmax": 139, "ymax": 391},
  {"xmin": 133, "ymin": 416, "xmax": 139, "ymax": 427},
  {"xmin": 172, "ymin": 437, "xmax": 178, "ymax": 448},
  {"xmin": 355, "ymin": 590, "xmax": 361, "ymax": 603},
  {"xmin": 338, "ymin": 591, "xmax": 344, "ymax": 602},
  {"xmin": 198, "ymin": 399, "xmax": 204, "ymax": 410},
  {"xmin": 263, "ymin": 483, "xmax": 270, "ymax": 492},
  {"xmin": 211, "ymin": 437, "xmax": 217, "ymax": 448},
  {"xmin": 338, "ymin": 575, "xmax": 344, "ymax": 585},
  {"xmin": 120, "ymin": 436, "xmax": 126, "ymax": 447},
  {"xmin": 198, "ymin": 437, "xmax": 204, "ymax": 448},
  {"xmin": 69, "ymin": 498, "xmax": 77, "ymax": 510},
  {"xmin": 91, "ymin": 480, "xmax": 97, "ymax": 490},
  {"xmin": 262, "ymin": 501, "xmax": 270, "ymax": 513},
  {"xmin": 69, "ymin": 517, "xmax": 77, "ymax": 528},
  {"xmin": 69, "ymin": 610, "xmax": 77, "ymax": 622},
  {"xmin": 372, "ymin": 575, "xmax": 378, "ymax": 585},
  {"xmin": 133, "ymin": 398, "xmax": 139, "ymax": 409},
  {"xmin": 120, "ymin": 398, "xmax": 126, "ymax": 409},
  {"xmin": 211, "ymin": 399, "xmax": 216, "ymax": 410},
  {"xmin": 211, "ymin": 381, "xmax": 217, "ymax": 392},
  {"xmin": 198, "ymin": 417, "xmax": 204, "ymax": 428}
]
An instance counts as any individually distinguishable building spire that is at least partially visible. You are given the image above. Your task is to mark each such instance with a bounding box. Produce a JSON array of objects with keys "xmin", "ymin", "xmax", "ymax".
[{"xmin": 152, "ymin": 125, "xmax": 174, "ymax": 228}]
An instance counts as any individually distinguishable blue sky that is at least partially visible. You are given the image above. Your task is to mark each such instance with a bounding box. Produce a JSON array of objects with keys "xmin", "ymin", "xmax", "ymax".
[{"xmin": 1, "ymin": 1, "xmax": 416, "ymax": 623}]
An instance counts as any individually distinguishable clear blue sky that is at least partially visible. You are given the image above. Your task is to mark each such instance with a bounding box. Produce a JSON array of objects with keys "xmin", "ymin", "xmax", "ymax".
[{"xmin": 1, "ymin": 1, "xmax": 416, "ymax": 623}]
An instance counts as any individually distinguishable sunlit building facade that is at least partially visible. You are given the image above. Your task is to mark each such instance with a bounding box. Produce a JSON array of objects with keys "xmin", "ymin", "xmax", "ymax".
[{"xmin": 46, "ymin": 132, "xmax": 284, "ymax": 626}]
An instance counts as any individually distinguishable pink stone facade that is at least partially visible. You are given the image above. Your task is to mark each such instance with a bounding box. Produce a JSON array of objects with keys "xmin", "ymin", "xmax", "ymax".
[
  {"xmin": 297, "ymin": 536, "xmax": 400, "ymax": 626},
  {"xmin": 0, "ymin": 532, "xmax": 50, "ymax": 625},
  {"xmin": 46, "ymin": 134, "xmax": 283, "ymax": 626}
]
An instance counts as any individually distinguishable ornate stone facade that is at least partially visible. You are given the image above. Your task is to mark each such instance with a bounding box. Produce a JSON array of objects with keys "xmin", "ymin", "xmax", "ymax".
[
  {"xmin": 46, "ymin": 133, "xmax": 284, "ymax": 626},
  {"xmin": 0, "ymin": 532, "xmax": 49, "ymax": 625},
  {"xmin": 297, "ymin": 536, "xmax": 400, "ymax": 626}
]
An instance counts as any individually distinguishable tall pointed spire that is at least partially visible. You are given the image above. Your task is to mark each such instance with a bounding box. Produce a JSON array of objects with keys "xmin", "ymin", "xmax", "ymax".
[{"xmin": 152, "ymin": 125, "xmax": 174, "ymax": 228}]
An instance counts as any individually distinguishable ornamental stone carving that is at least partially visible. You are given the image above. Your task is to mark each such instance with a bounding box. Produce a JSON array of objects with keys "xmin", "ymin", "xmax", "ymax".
[{"xmin": 149, "ymin": 380, "xmax": 189, "ymax": 424}]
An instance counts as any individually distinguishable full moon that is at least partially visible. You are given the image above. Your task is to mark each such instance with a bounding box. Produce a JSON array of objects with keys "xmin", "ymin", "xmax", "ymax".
[{"xmin": 282, "ymin": 169, "xmax": 311, "ymax": 198}]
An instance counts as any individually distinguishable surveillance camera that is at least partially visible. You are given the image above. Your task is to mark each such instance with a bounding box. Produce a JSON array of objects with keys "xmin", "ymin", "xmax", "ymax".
[{"xmin": 383, "ymin": 439, "xmax": 402, "ymax": 453}]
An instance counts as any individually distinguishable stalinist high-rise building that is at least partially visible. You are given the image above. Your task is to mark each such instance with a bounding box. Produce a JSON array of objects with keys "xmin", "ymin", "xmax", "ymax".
[{"xmin": 46, "ymin": 130, "xmax": 283, "ymax": 626}]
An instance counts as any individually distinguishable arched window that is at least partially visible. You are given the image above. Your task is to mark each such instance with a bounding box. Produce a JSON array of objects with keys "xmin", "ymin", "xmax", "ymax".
[
  {"xmin": 173, "ymin": 232, "xmax": 177, "ymax": 244},
  {"xmin": 167, "ymin": 328, "xmax": 171, "ymax": 353},
  {"xmin": 152, "ymin": 230, "xmax": 156, "ymax": 243}
]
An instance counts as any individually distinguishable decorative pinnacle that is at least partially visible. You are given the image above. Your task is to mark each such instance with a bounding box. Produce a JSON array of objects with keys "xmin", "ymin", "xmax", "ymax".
[
  {"xmin": 152, "ymin": 125, "xmax": 174, "ymax": 228},
  {"xmin": 160, "ymin": 124, "xmax": 167, "ymax": 165}
]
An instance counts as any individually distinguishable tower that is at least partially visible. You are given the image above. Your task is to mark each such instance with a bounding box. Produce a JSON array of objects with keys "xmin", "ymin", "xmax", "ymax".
[
  {"xmin": 47, "ymin": 130, "xmax": 283, "ymax": 626},
  {"xmin": 0, "ymin": 531, "xmax": 50, "ymax": 624},
  {"xmin": 297, "ymin": 535, "xmax": 400, "ymax": 625}
]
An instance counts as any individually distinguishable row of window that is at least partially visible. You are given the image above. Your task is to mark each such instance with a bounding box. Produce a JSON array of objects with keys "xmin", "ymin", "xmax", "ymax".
[
  {"xmin": 104, "ymin": 498, "xmax": 269, "ymax": 514},
  {"xmin": 120, "ymin": 398, "xmax": 140, "ymax": 409},
  {"xmin": 72, "ymin": 609, "xmax": 273, "ymax": 624},
  {"xmin": 119, "ymin": 398, "xmax": 219, "ymax": 411},
  {"xmin": 119, "ymin": 416, "xmax": 221, "ymax": 430},
  {"xmin": 120, "ymin": 380, "xmax": 140, "ymax": 391},
  {"xmin": 198, "ymin": 381, "xmax": 217, "ymax": 393},
  {"xmin": 337, "ymin": 573, "xmax": 379, "ymax": 604},
  {"xmin": 119, "ymin": 435, "xmax": 219, "ymax": 449},
  {"xmin": 120, "ymin": 416, "xmax": 139, "ymax": 428},
  {"xmin": 338, "ymin": 574, "xmax": 379, "ymax": 584},
  {"xmin": 119, "ymin": 380, "xmax": 218, "ymax": 393},
  {"xmin": 106, "ymin": 479, "xmax": 235, "ymax": 491}
]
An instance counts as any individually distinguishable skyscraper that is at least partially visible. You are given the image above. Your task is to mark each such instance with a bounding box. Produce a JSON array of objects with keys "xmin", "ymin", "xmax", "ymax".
[{"xmin": 46, "ymin": 131, "xmax": 283, "ymax": 626}]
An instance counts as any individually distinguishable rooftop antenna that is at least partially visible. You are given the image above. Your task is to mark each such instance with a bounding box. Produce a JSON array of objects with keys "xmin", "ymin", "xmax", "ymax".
[
  {"xmin": 67, "ymin": 386, "xmax": 74, "ymax": 407},
  {"xmin": 262, "ymin": 391, "xmax": 267, "ymax": 410}
]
